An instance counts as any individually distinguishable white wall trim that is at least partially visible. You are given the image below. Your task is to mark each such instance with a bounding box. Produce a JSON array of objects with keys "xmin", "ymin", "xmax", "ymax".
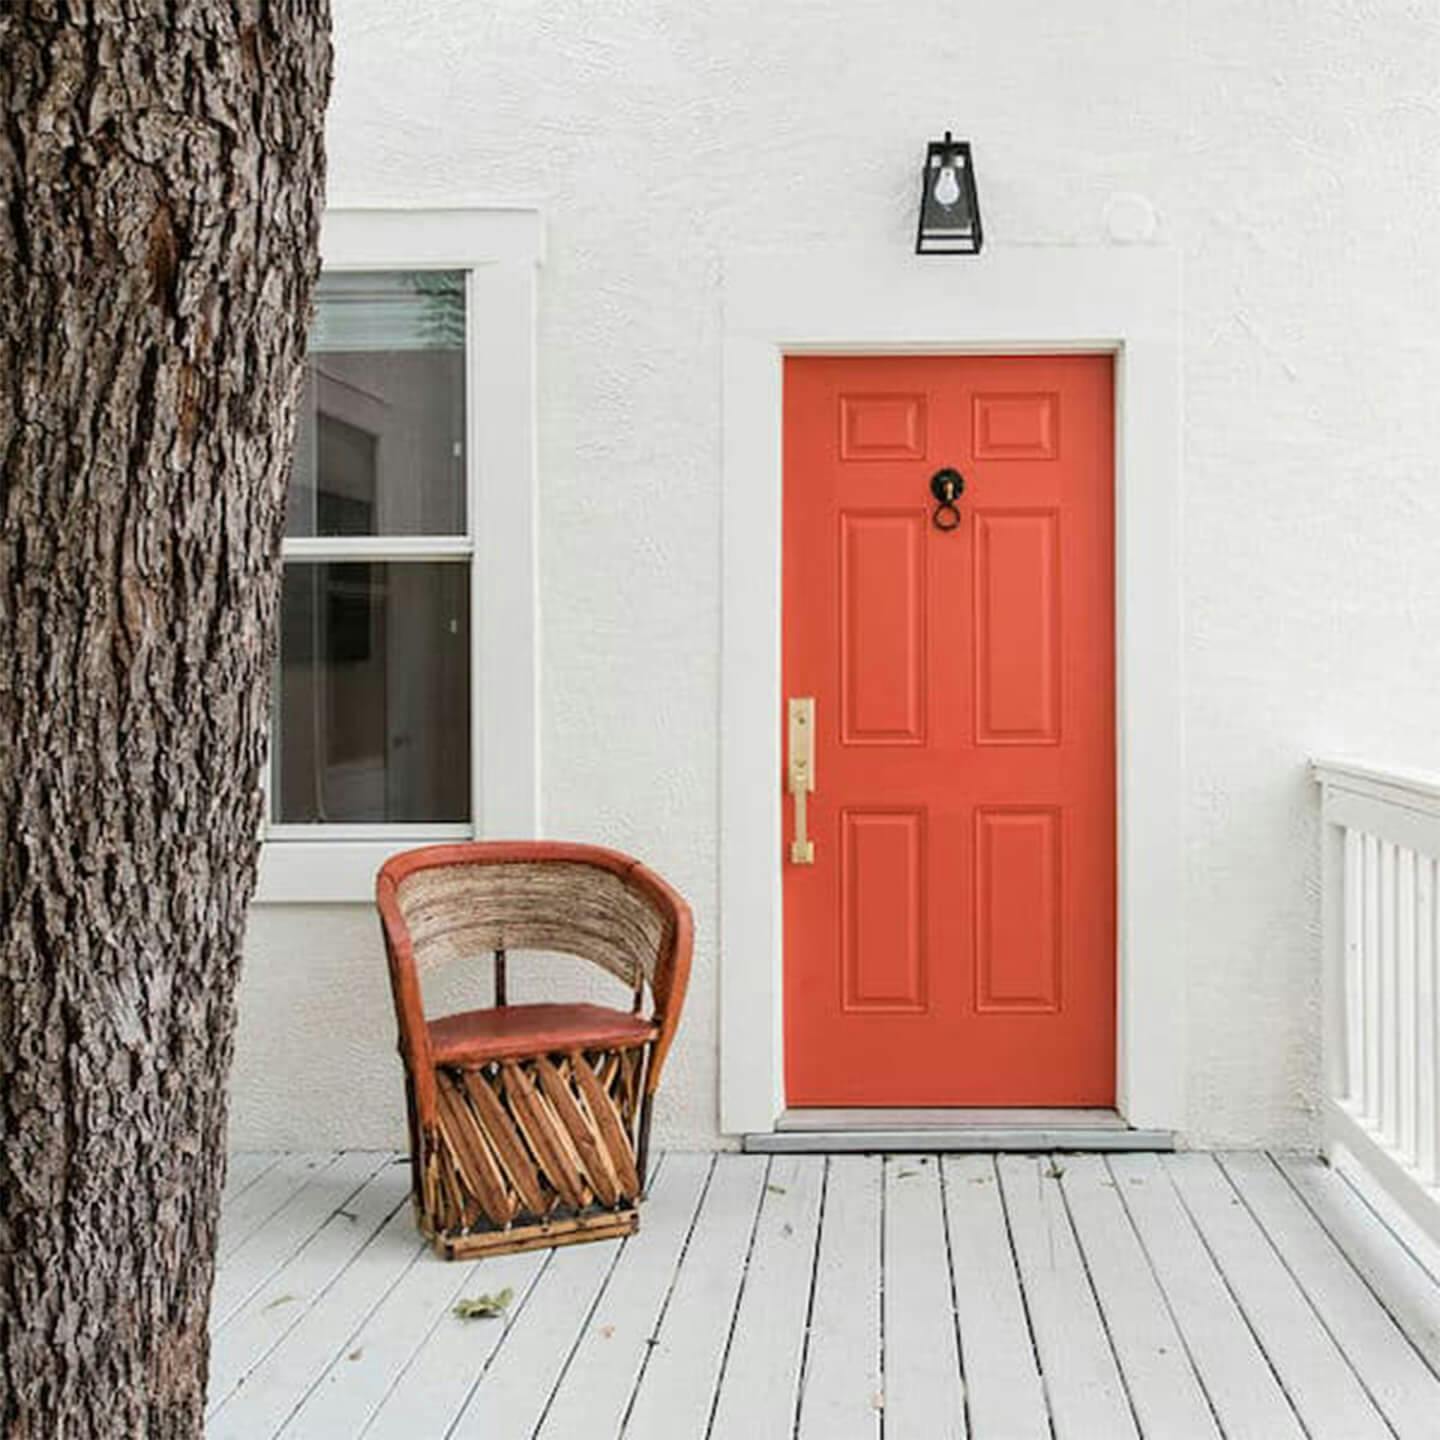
[
  {"xmin": 255, "ymin": 205, "xmax": 543, "ymax": 904},
  {"xmin": 718, "ymin": 245, "xmax": 1185, "ymax": 1135}
]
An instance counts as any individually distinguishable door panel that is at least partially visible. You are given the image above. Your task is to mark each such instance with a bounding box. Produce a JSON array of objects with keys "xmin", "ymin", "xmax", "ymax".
[
  {"xmin": 973, "ymin": 510, "xmax": 1060, "ymax": 744},
  {"xmin": 840, "ymin": 511, "xmax": 927, "ymax": 743},
  {"xmin": 842, "ymin": 808, "xmax": 927, "ymax": 1012},
  {"xmin": 783, "ymin": 354, "xmax": 1115, "ymax": 1107},
  {"xmin": 974, "ymin": 807, "xmax": 1061, "ymax": 1012}
]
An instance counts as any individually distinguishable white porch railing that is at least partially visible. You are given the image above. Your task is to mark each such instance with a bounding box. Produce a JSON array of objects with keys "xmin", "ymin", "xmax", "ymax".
[{"xmin": 1315, "ymin": 758, "xmax": 1440, "ymax": 1245}]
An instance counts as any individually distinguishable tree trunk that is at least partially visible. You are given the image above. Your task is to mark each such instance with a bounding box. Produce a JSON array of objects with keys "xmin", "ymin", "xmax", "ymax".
[{"xmin": 0, "ymin": 4, "xmax": 330, "ymax": 1434}]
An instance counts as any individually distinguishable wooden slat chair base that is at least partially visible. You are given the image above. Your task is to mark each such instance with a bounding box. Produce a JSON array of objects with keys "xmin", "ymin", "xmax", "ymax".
[
  {"xmin": 422, "ymin": 1046, "xmax": 647, "ymax": 1259},
  {"xmin": 376, "ymin": 843, "xmax": 693, "ymax": 1260}
]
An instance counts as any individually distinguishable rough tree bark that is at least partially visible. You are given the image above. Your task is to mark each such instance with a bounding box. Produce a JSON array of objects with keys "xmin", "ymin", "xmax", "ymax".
[{"xmin": 0, "ymin": 4, "xmax": 330, "ymax": 1434}]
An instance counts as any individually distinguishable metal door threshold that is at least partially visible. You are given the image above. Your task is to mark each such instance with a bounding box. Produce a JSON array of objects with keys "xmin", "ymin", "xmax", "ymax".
[{"xmin": 743, "ymin": 1107, "xmax": 1174, "ymax": 1153}]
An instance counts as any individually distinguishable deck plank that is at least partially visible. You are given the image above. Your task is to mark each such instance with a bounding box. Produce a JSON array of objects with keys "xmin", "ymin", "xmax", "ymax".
[
  {"xmin": 795, "ymin": 1155, "xmax": 883, "ymax": 1440},
  {"xmin": 209, "ymin": 1191, "xmax": 421, "ymax": 1438},
  {"xmin": 1278, "ymin": 1153, "xmax": 1440, "ymax": 1375},
  {"xmin": 209, "ymin": 1149, "xmax": 1440, "ymax": 1440},
  {"xmin": 277, "ymin": 1237, "xmax": 507, "ymax": 1438},
  {"xmin": 942, "ymin": 1155, "xmax": 1049, "ymax": 1440},
  {"xmin": 445, "ymin": 1153, "xmax": 710, "ymax": 1439},
  {"xmin": 1163, "ymin": 1152, "xmax": 1390, "ymax": 1440},
  {"xmin": 623, "ymin": 1154, "xmax": 770, "ymax": 1438},
  {"xmin": 883, "ymin": 1156, "xmax": 966, "ymax": 1440},
  {"xmin": 358, "ymin": 1248, "xmax": 551, "ymax": 1440},
  {"xmin": 1220, "ymin": 1151, "xmax": 1440, "ymax": 1438},
  {"xmin": 366, "ymin": 1154, "xmax": 673, "ymax": 1438},
  {"xmin": 708, "ymin": 1154, "xmax": 825, "ymax": 1440},
  {"xmin": 212, "ymin": 1152, "xmax": 391, "ymax": 1328},
  {"xmin": 1331, "ymin": 1156, "xmax": 1440, "ymax": 1288},
  {"xmin": 1059, "ymin": 1155, "xmax": 1219, "ymax": 1440},
  {"xmin": 222, "ymin": 1152, "xmax": 284, "ymax": 1205},
  {"xmin": 207, "ymin": 1165, "xmax": 411, "ymax": 1417},
  {"xmin": 427, "ymin": 1230, "xmax": 621, "ymax": 1440},
  {"xmin": 1108, "ymin": 1153, "xmax": 1303, "ymax": 1440},
  {"xmin": 999, "ymin": 1154, "xmax": 1138, "ymax": 1440},
  {"xmin": 528, "ymin": 1152, "xmax": 715, "ymax": 1438},
  {"xmin": 217, "ymin": 1152, "xmax": 338, "ymax": 1262}
]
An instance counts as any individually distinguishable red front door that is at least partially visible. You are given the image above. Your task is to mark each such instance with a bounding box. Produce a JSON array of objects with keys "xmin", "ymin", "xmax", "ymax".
[{"xmin": 782, "ymin": 355, "xmax": 1116, "ymax": 1106}]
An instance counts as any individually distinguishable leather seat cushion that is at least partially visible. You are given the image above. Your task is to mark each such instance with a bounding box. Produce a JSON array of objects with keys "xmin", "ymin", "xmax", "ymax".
[{"xmin": 427, "ymin": 1002, "xmax": 657, "ymax": 1066}]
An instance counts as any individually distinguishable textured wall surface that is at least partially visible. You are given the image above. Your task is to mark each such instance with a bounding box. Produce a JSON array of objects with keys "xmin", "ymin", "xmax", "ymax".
[{"xmin": 229, "ymin": 0, "xmax": 1440, "ymax": 1152}]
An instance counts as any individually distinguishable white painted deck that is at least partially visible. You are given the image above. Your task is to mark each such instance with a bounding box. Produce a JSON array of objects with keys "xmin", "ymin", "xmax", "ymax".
[{"xmin": 210, "ymin": 1150, "xmax": 1440, "ymax": 1439}]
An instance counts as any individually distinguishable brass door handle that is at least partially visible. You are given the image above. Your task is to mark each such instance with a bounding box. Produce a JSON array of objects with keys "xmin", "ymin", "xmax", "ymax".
[{"xmin": 788, "ymin": 697, "xmax": 816, "ymax": 864}]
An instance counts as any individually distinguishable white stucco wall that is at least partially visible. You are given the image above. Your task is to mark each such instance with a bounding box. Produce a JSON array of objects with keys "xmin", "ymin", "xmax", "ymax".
[{"xmin": 228, "ymin": 0, "xmax": 1440, "ymax": 1152}]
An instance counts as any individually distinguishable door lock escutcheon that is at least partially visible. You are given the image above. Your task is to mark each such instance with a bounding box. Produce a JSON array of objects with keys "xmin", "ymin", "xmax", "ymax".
[
  {"xmin": 929, "ymin": 466, "xmax": 965, "ymax": 531},
  {"xmin": 787, "ymin": 697, "xmax": 816, "ymax": 864}
]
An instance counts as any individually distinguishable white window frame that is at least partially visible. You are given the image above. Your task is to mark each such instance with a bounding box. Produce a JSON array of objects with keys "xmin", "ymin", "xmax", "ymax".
[{"xmin": 254, "ymin": 206, "xmax": 543, "ymax": 904}]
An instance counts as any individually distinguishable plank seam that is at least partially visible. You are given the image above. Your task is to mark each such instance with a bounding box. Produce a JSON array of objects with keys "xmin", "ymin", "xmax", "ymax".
[
  {"xmin": 224, "ymin": 1153, "xmax": 285, "ymax": 1204},
  {"xmin": 441, "ymin": 1203, "xmax": 634, "ymax": 1440},
  {"xmin": 878, "ymin": 1157, "xmax": 888, "ymax": 1440},
  {"xmin": 790, "ymin": 1155, "xmax": 831, "ymax": 1440},
  {"xmin": 355, "ymin": 1248, "xmax": 554, "ymax": 1439},
  {"xmin": 273, "ymin": 1239, "xmax": 430, "ymax": 1439},
  {"xmin": 1216, "ymin": 1155, "xmax": 1400, "ymax": 1439},
  {"xmin": 207, "ymin": 1186, "xmax": 413, "ymax": 1420},
  {"xmin": 1330, "ymin": 1164, "xmax": 1440, "ymax": 1289},
  {"xmin": 350, "ymin": 1257, "xmax": 487, "ymax": 1437},
  {"xmin": 218, "ymin": 1153, "xmax": 344, "ymax": 1262},
  {"xmin": 1051, "ymin": 1157, "xmax": 1144, "ymax": 1438},
  {"xmin": 1276, "ymin": 1155, "xmax": 1440, "ymax": 1384},
  {"xmin": 702, "ymin": 1155, "xmax": 774, "ymax": 1440},
  {"xmin": 1159, "ymin": 1156, "xmax": 1316, "ymax": 1440},
  {"xmin": 477, "ymin": 1151, "xmax": 674, "ymax": 1409},
  {"xmin": 613, "ymin": 1152, "xmax": 720, "ymax": 1438},
  {"xmin": 991, "ymin": 1154, "xmax": 1058, "ymax": 1440},
  {"xmin": 935, "ymin": 1154, "xmax": 973, "ymax": 1440},
  {"xmin": 213, "ymin": 1153, "xmax": 394, "ymax": 1332},
  {"xmin": 485, "ymin": 1243, "xmax": 624, "ymax": 1440},
  {"xmin": 1102, "ymin": 1156, "xmax": 1229, "ymax": 1439}
]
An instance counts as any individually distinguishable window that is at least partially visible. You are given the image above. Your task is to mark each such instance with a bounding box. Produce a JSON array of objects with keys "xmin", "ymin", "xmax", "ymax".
[
  {"xmin": 273, "ymin": 271, "xmax": 473, "ymax": 832},
  {"xmin": 256, "ymin": 209, "xmax": 542, "ymax": 903}
]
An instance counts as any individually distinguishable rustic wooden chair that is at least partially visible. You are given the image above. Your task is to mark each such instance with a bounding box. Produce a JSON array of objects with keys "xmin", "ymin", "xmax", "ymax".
[{"xmin": 375, "ymin": 841, "xmax": 693, "ymax": 1259}]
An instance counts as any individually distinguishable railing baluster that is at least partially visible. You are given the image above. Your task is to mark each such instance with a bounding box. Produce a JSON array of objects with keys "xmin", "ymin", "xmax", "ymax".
[
  {"xmin": 1364, "ymin": 832, "xmax": 1381, "ymax": 1125},
  {"xmin": 1381, "ymin": 840, "xmax": 1399, "ymax": 1146},
  {"xmin": 1418, "ymin": 856, "xmax": 1438, "ymax": 1186},
  {"xmin": 1399, "ymin": 846, "xmax": 1419, "ymax": 1166},
  {"xmin": 1343, "ymin": 827, "xmax": 1363, "ymax": 1107}
]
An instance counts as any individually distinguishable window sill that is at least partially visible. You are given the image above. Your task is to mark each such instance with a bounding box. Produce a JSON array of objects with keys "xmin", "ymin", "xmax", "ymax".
[{"xmin": 253, "ymin": 837, "xmax": 463, "ymax": 905}]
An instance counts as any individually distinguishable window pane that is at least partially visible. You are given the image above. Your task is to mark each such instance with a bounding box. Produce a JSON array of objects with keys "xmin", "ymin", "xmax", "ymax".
[
  {"xmin": 287, "ymin": 271, "xmax": 466, "ymax": 537},
  {"xmin": 274, "ymin": 562, "xmax": 471, "ymax": 824}
]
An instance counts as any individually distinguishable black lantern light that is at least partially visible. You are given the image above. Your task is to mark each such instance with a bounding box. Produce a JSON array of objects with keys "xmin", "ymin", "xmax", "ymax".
[{"xmin": 916, "ymin": 132, "xmax": 982, "ymax": 255}]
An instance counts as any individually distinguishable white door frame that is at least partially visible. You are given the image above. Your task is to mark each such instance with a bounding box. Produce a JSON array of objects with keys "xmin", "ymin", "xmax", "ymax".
[{"xmin": 719, "ymin": 246, "xmax": 1184, "ymax": 1135}]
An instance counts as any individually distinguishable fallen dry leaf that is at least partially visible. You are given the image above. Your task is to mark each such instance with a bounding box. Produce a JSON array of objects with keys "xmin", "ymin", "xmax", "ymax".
[{"xmin": 454, "ymin": 1287, "xmax": 514, "ymax": 1320}]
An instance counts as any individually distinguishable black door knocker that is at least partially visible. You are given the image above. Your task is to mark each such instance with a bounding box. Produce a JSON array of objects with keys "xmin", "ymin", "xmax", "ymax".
[{"xmin": 930, "ymin": 467, "xmax": 965, "ymax": 531}]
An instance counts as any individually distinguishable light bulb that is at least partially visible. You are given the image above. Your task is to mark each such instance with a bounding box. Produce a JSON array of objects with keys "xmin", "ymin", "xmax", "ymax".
[{"xmin": 933, "ymin": 164, "xmax": 961, "ymax": 209}]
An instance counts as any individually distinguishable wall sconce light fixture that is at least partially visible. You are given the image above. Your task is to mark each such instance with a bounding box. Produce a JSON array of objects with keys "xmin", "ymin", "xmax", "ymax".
[{"xmin": 916, "ymin": 133, "xmax": 982, "ymax": 255}]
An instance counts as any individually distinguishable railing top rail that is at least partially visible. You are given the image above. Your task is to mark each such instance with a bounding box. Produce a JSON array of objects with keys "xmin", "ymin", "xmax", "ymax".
[{"xmin": 1313, "ymin": 757, "xmax": 1440, "ymax": 819}]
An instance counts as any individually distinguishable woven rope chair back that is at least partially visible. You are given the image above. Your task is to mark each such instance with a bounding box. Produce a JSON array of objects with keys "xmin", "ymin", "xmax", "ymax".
[{"xmin": 393, "ymin": 858, "xmax": 669, "ymax": 995}]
